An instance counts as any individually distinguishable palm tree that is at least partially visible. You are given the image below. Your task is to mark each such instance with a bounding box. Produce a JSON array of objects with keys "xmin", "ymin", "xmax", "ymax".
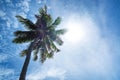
[{"xmin": 12, "ymin": 5, "xmax": 66, "ymax": 80}]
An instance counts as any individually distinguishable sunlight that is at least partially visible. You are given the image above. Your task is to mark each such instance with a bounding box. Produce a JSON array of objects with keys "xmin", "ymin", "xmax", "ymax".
[{"xmin": 63, "ymin": 16, "xmax": 88, "ymax": 44}]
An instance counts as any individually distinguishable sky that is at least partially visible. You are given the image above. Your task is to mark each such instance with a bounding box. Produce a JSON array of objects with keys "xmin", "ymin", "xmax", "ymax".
[{"xmin": 0, "ymin": 0, "xmax": 120, "ymax": 80}]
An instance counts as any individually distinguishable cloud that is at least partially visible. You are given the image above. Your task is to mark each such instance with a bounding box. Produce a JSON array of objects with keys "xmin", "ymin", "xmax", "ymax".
[
  {"xmin": 36, "ymin": 0, "xmax": 42, "ymax": 4},
  {"xmin": 0, "ymin": 55, "xmax": 8, "ymax": 63},
  {"xmin": 5, "ymin": 0, "xmax": 11, "ymax": 3},
  {"xmin": 16, "ymin": 0, "xmax": 30, "ymax": 13},
  {"xmin": 27, "ymin": 66, "xmax": 66, "ymax": 80},
  {"xmin": 0, "ymin": 68, "xmax": 14, "ymax": 76},
  {"xmin": 0, "ymin": 10, "xmax": 6, "ymax": 17},
  {"xmin": 0, "ymin": 68, "xmax": 15, "ymax": 80},
  {"xmin": 22, "ymin": 0, "xmax": 30, "ymax": 12},
  {"xmin": 0, "ymin": 55, "xmax": 15, "ymax": 80}
]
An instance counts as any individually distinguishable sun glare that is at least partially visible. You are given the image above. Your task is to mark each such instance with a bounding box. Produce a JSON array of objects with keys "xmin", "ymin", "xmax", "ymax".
[{"xmin": 63, "ymin": 17, "xmax": 87, "ymax": 44}]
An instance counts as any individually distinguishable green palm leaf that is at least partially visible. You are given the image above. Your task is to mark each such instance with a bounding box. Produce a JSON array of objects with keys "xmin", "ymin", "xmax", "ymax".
[
  {"xmin": 39, "ymin": 5, "xmax": 46, "ymax": 15},
  {"xmin": 56, "ymin": 29, "xmax": 67, "ymax": 35},
  {"xmin": 20, "ymin": 49, "xmax": 28, "ymax": 57},
  {"xmin": 55, "ymin": 36, "xmax": 63, "ymax": 45},
  {"xmin": 16, "ymin": 15, "xmax": 37, "ymax": 30},
  {"xmin": 52, "ymin": 17, "xmax": 61, "ymax": 26},
  {"xmin": 47, "ymin": 51, "xmax": 54, "ymax": 58},
  {"xmin": 49, "ymin": 38, "xmax": 60, "ymax": 52},
  {"xmin": 33, "ymin": 41, "xmax": 42, "ymax": 61},
  {"xmin": 14, "ymin": 31, "xmax": 37, "ymax": 37},
  {"xmin": 33, "ymin": 50, "xmax": 38, "ymax": 61},
  {"xmin": 12, "ymin": 35, "xmax": 36, "ymax": 43},
  {"xmin": 40, "ymin": 49, "xmax": 47, "ymax": 63},
  {"xmin": 33, "ymin": 54, "xmax": 38, "ymax": 61}
]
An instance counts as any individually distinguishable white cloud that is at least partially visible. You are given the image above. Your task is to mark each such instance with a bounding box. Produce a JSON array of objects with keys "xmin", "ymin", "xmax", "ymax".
[
  {"xmin": 0, "ymin": 10, "xmax": 6, "ymax": 17},
  {"xmin": 16, "ymin": 0, "xmax": 30, "ymax": 13},
  {"xmin": 0, "ymin": 55, "xmax": 8, "ymax": 63},
  {"xmin": 0, "ymin": 68, "xmax": 15, "ymax": 80},
  {"xmin": 27, "ymin": 66, "xmax": 66, "ymax": 80},
  {"xmin": 5, "ymin": 0, "xmax": 11, "ymax": 3},
  {"xmin": 0, "ymin": 68, "xmax": 14, "ymax": 76},
  {"xmin": 36, "ymin": 0, "xmax": 42, "ymax": 4},
  {"xmin": 6, "ymin": 20, "xmax": 11, "ymax": 27},
  {"xmin": 18, "ymin": 12, "xmax": 27, "ymax": 18},
  {"xmin": 0, "ymin": 35, "xmax": 2, "ymax": 40},
  {"xmin": 22, "ymin": 0, "xmax": 30, "ymax": 12}
]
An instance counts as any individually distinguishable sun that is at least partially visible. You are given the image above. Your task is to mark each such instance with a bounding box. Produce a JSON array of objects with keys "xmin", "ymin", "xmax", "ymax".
[{"xmin": 63, "ymin": 16, "xmax": 88, "ymax": 44}]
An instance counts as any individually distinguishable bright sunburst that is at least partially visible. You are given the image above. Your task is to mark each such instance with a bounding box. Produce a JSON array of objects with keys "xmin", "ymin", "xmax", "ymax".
[{"xmin": 63, "ymin": 15, "xmax": 87, "ymax": 44}]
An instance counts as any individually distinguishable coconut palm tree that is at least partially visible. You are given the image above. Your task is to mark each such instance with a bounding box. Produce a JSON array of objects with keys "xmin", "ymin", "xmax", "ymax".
[{"xmin": 12, "ymin": 5, "xmax": 66, "ymax": 80}]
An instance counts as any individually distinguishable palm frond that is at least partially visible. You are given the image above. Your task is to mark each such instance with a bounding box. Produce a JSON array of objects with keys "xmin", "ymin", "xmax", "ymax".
[
  {"xmin": 39, "ymin": 40, "xmax": 53, "ymax": 63},
  {"xmin": 39, "ymin": 5, "xmax": 47, "ymax": 15},
  {"xmin": 45, "ymin": 36, "xmax": 60, "ymax": 53},
  {"xmin": 56, "ymin": 29, "xmax": 67, "ymax": 35},
  {"xmin": 16, "ymin": 15, "xmax": 37, "ymax": 30},
  {"xmin": 33, "ymin": 43, "xmax": 41, "ymax": 61},
  {"xmin": 39, "ymin": 7, "xmax": 44, "ymax": 14},
  {"xmin": 48, "ymin": 31, "xmax": 57, "ymax": 41},
  {"xmin": 47, "ymin": 51, "xmax": 54, "ymax": 58},
  {"xmin": 45, "ymin": 15, "xmax": 53, "ymax": 26},
  {"xmin": 20, "ymin": 49, "xmax": 28, "ymax": 57},
  {"xmin": 13, "ymin": 30, "xmax": 38, "ymax": 43},
  {"xmin": 52, "ymin": 17, "xmax": 61, "ymax": 26},
  {"xmin": 40, "ymin": 5, "xmax": 47, "ymax": 14},
  {"xmin": 46, "ymin": 25, "xmax": 55, "ymax": 31},
  {"xmin": 47, "ymin": 29, "xmax": 64, "ymax": 46},
  {"xmin": 33, "ymin": 48, "xmax": 39, "ymax": 55},
  {"xmin": 40, "ymin": 49, "xmax": 47, "ymax": 63},
  {"xmin": 14, "ymin": 30, "xmax": 37, "ymax": 37},
  {"xmin": 44, "ymin": 5, "xmax": 47, "ymax": 13},
  {"xmin": 50, "ymin": 39, "xmax": 60, "ymax": 52},
  {"xmin": 12, "ymin": 35, "xmax": 36, "ymax": 43},
  {"xmin": 33, "ymin": 54, "xmax": 38, "ymax": 61},
  {"xmin": 45, "ymin": 36, "xmax": 52, "ymax": 51},
  {"xmin": 55, "ymin": 36, "xmax": 63, "ymax": 45}
]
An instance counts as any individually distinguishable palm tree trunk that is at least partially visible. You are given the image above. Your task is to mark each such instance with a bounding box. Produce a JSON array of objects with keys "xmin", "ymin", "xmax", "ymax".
[{"xmin": 19, "ymin": 42, "xmax": 34, "ymax": 80}]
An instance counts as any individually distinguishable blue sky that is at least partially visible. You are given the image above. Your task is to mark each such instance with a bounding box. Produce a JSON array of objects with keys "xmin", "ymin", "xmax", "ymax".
[{"xmin": 0, "ymin": 0, "xmax": 120, "ymax": 80}]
